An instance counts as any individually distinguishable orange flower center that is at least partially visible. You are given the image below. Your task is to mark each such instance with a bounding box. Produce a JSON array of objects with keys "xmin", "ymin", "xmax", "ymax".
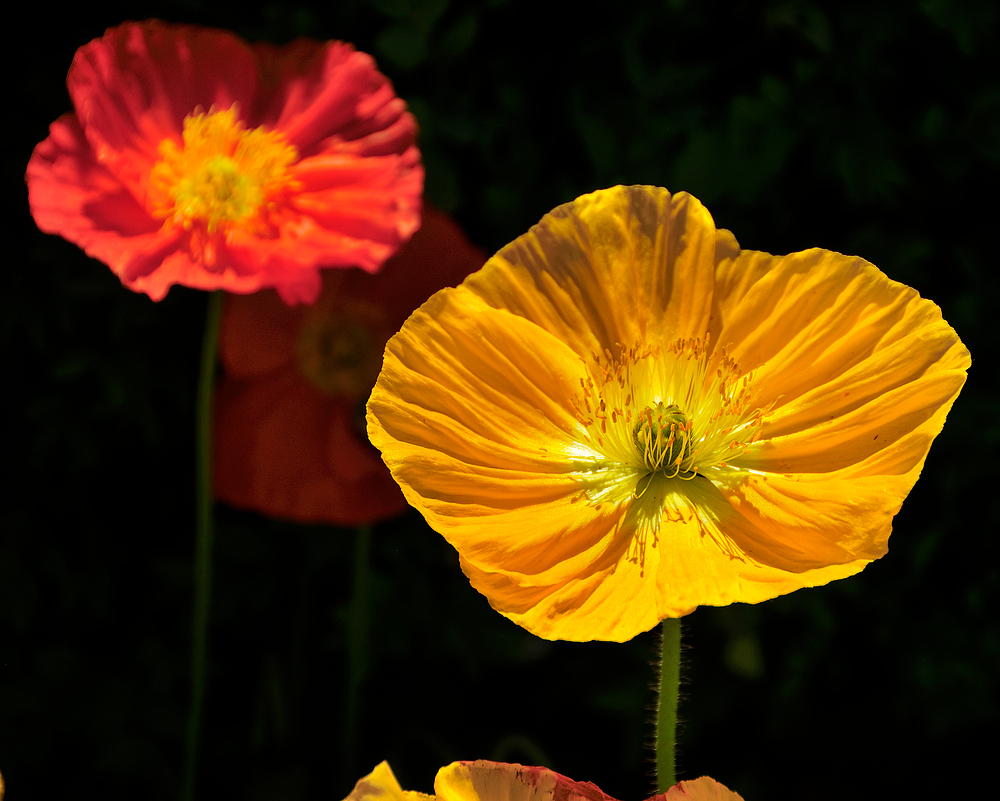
[
  {"xmin": 149, "ymin": 106, "xmax": 298, "ymax": 235},
  {"xmin": 572, "ymin": 336, "xmax": 768, "ymax": 497},
  {"xmin": 297, "ymin": 305, "xmax": 388, "ymax": 400}
]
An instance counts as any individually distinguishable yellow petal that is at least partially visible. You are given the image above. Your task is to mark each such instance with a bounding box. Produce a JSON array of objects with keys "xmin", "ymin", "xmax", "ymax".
[
  {"xmin": 344, "ymin": 762, "xmax": 433, "ymax": 801},
  {"xmin": 465, "ymin": 187, "xmax": 721, "ymax": 355},
  {"xmin": 712, "ymin": 247, "xmax": 970, "ymax": 428},
  {"xmin": 460, "ymin": 473, "xmax": 868, "ymax": 641},
  {"xmin": 371, "ymin": 280, "xmax": 675, "ymax": 586},
  {"xmin": 435, "ymin": 761, "xmax": 591, "ymax": 801},
  {"xmin": 742, "ymin": 364, "xmax": 966, "ymax": 474}
]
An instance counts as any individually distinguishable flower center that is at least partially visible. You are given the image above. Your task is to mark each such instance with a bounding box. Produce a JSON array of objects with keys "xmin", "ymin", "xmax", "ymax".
[
  {"xmin": 571, "ymin": 336, "xmax": 768, "ymax": 495},
  {"xmin": 297, "ymin": 305, "xmax": 388, "ymax": 399},
  {"xmin": 633, "ymin": 402, "xmax": 695, "ymax": 477},
  {"xmin": 149, "ymin": 105, "xmax": 298, "ymax": 235}
]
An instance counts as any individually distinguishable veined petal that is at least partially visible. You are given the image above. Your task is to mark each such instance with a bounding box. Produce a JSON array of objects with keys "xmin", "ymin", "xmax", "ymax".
[
  {"xmin": 464, "ymin": 187, "xmax": 719, "ymax": 361},
  {"xmin": 460, "ymin": 474, "xmax": 866, "ymax": 641},
  {"xmin": 372, "ymin": 290, "xmax": 588, "ymax": 468},
  {"xmin": 743, "ymin": 365, "xmax": 966, "ymax": 473},
  {"xmin": 717, "ymin": 407, "xmax": 969, "ymax": 573},
  {"xmin": 257, "ymin": 41, "xmax": 418, "ymax": 157},
  {"xmin": 757, "ymin": 321, "xmax": 970, "ymax": 444},
  {"xmin": 713, "ymin": 248, "xmax": 970, "ymax": 415}
]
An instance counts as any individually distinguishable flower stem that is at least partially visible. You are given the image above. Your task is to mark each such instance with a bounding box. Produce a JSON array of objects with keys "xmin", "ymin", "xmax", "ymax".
[
  {"xmin": 655, "ymin": 617, "xmax": 682, "ymax": 793},
  {"xmin": 342, "ymin": 523, "xmax": 372, "ymax": 785},
  {"xmin": 182, "ymin": 290, "xmax": 223, "ymax": 801}
]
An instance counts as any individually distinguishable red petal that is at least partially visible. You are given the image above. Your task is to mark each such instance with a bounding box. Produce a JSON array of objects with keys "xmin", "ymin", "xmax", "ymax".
[
  {"xmin": 214, "ymin": 206, "xmax": 485, "ymax": 525},
  {"xmin": 253, "ymin": 40, "xmax": 418, "ymax": 157},
  {"xmin": 218, "ymin": 288, "xmax": 303, "ymax": 378},
  {"xmin": 68, "ymin": 21, "xmax": 260, "ymax": 181},
  {"xmin": 26, "ymin": 113, "xmax": 183, "ymax": 298},
  {"xmin": 213, "ymin": 372, "xmax": 407, "ymax": 526}
]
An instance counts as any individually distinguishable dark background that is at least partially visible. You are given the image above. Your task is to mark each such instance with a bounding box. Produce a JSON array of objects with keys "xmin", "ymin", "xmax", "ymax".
[{"xmin": 6, "ymin": 1, "xmax": 998, "ymax": 799}]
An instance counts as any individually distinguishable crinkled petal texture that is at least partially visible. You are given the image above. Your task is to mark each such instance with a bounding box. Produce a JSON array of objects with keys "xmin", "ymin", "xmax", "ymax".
[
  {"xmin": 214, "ymin": 208, "xmax": 486, "ymax": 525},
  {"xmin": 433, "ymin": 762, "xmax": 742, "ymax": 801},
  {"xmin": 26, "ymin": 19, "xmax": 422, "ymax": 303},
  {"xmin": 367, "ymin": 185, "xmax": 970, "ymax": 642}
]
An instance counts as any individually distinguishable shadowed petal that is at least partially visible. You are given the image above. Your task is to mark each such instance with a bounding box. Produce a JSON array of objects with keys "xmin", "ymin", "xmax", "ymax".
[
  {"xmin": 216, "ymin": 207, "xmax": 485, "ymax": 526},
  {"xmin": 215, "ymin": 371, "xmax": 407, "ymax": 526},
  {"xmin": 465, "ymin": 187, "xmax": 719, "ymax": 359}
]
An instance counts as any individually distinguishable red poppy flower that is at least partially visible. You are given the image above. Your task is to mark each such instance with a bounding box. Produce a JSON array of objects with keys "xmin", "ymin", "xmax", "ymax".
[
  {"xmin": 26, "ymin": 20, "xmax": 423, "ymax": 304},
  {"xmin": 213, "ymin": 207, "xmax": 486, "ymax": 525}
]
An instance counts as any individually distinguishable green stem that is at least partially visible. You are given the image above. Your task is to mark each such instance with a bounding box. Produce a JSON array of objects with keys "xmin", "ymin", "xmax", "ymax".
[
  {"xmin": 655, "ymin": 617, "xmax": 682, "ymax": 793},
  {"xmin": 181, "ymin": 290, "xmax": 223, "ymax": 801},
  {"xmin": 342, "ymin": 524, "xmax": 372, "ymax": 785}
]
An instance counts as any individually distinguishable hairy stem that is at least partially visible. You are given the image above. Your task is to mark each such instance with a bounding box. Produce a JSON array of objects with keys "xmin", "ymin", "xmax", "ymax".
[{"xmin": 656, "ymin": 617, "xmax": 682, "ymax": 792}]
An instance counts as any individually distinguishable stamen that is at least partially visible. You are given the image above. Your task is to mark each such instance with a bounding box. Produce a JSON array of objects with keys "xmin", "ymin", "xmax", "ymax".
[
  {"xmin": 149, "ymin": 105, "xmax": 298, "ymax": 240},
  {"xmin": 571, "ymin": 336, "xmax": 768, "ymax": 495}
]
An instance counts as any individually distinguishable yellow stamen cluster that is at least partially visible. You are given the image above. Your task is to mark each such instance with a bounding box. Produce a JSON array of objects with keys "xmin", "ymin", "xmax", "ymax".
[
  {"xmin": 570, "ymin": 336, "xmax": 767, "ymax": 498},
  {"xmin": 633, "ymin": 402, "xmax": 694, "ymax": 477},
  {"xmin": 149, "ymin": 105, "xmax": 298, "ymax": 236}
]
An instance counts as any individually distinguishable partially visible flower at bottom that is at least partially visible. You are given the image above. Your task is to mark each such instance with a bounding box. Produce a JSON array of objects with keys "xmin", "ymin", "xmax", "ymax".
[
  {"xmin": 213, "ymin": 207, "xmax": 486, "ymax": 525},
  {"xmin": 344, "ymin": 761, "xmax": 743, "ymax": 801}
]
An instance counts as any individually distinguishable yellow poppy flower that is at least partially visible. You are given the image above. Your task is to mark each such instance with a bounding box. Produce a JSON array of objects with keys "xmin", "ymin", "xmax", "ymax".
[{"xmin": 367, "ymin": 186, "xmax": 969, "ymax": 642}]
